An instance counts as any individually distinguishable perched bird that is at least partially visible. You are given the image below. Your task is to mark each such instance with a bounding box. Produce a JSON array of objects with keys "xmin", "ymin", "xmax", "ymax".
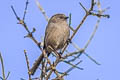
[{"xmin": 29, "ymin": 14, "xmax": 70, "ymax": 75}]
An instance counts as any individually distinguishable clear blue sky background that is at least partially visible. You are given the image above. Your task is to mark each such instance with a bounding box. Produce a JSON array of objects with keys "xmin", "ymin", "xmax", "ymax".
[{"xmin": 0, "ymin": 0, "xmax": 119, "ymax": 80}]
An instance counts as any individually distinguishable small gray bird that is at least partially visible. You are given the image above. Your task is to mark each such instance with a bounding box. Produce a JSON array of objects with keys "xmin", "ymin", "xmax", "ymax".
[{"xmin": 30, "ymin": 14, "xmax": 70, "ymax": 75}]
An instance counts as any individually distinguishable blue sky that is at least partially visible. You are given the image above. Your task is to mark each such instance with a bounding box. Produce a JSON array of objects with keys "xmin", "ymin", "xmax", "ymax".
[{"xmin": 0, "ymin": 0, "xmax": 119, "ymax": 80}]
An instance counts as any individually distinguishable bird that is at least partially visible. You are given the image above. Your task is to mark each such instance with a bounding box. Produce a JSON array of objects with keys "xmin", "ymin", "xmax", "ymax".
[{"xmin": 29, "ymin": 14, "xmax": 70, "ymax": 75}]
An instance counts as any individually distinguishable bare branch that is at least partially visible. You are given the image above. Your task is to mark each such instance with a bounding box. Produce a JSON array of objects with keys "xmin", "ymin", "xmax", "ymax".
[
  {"xmin": 84, "ymin": 20, "xmax": 100, "ymax": 50},
  {"xmin": 61, "ymin": 61, "xmax": 82, "ymax": 77},
  {"xmin": 68, "ymin": 13, "xmax": 75, "ymax": 32},
  {"xmin": 24, "ymin": 50, "xmax": 32, "ymax": 80},
  {"xmin": 35, "ymin": 0, "xmax": 49, "ymax": 21},
  {"xmin": 46, "ymin": 70, "xmax": 52, "ymax": 80},
  {"xmin": 5, "ymin": 72, "xmax": 10, "ymax": 80},
  {"xmin": 0, "ymin": 52, "xmax": 6, "ymax": 80},
  {"xmin": 72, "ymin": 41, "xmax": 101, "ymax": 65},
  {"xmin": 23, "ymin": 0, "xmax": 29, "ymax": 20},
  {"xmin": 11, "ymin": 6, "xmax": 20, "ymax": 21},
  {"xmin": 11, "ymin": 5, "xmax": 42, "ymax": 50},
  {"xmin": 79, "ymin": 2, "xmax": 87, "ymax": 13},
  {"xmin": 84, "ymin": 52, "xmax": 101, "ymax": 65},
  {"xmin": 63, "ymin": 60, "xmax": 83, "ymax": 70}
]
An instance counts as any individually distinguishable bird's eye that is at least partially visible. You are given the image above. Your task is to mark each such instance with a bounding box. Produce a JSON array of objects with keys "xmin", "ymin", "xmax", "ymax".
[{"xmin": 59, "ymin": 16, "xmax": 64, "ymax": 19}]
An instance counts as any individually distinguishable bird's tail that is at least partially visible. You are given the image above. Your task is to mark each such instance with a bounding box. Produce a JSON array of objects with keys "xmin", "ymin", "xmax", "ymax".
[{"xmin": 29, "ymin": 53, "xmax": 44, "ymax": 75}]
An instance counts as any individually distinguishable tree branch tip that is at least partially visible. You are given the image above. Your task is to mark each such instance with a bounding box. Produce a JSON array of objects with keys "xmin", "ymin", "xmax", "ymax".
[
  {"xmin": 79, "ymin": 68, "xmax": 84, "ymax": 70},
  {"xmin": 79, "ymin": 60, "xmax": 83, "ymax": 63},
  {"xmin": 69, "ymin": 13, "xmax": 71, "ymax": 16},
  {"xmin": 22, "ymin": 0, "xmax": 29, "ymax": 20},
  {"xmin": 98, "ymin": 14, "xmax": 110, "ymax": 18},
  {"xmin": 26, "ymin": 0, "xmax": 29, "ymax": 4},
  {"xmin": 79, "ymin": 2, "xmax": 87, "ymax": 12},
  {"xmin": 26, "ymin": 2, "xmax": 29, "ymax": 4},
  {"xmin": 106, "ymin": 14, "xmax": 110, "ymax": 18},
  {"xmin": 24, "ymin": 50, "xmax": 27, "ymax": 53},
  {"xmin": 5, "ymin": 72, "xmax": 10, "ymax": 80},
  {"xmin": 11, "ymin": 5, "xmax": 13, "ymax": 9},
  {"xmin": 11, "ymin": 5, "xmax": 20, "ymax": 21},
  {"xmin": 24, "ymin": 35, "xmax": 28, "ymax": 38},
  {"xmin": 32, "ymin": 28, "xmax": 36, "ymax": 33}
]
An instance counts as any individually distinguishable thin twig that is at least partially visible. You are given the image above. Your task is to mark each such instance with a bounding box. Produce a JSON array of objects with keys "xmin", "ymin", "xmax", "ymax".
[
  {"xmin": 79, "ymin": 2, "xmax": 87, "ymax": 13},
  {"xmin": 68, "ymin": 13, "xmax": 75, "ymax": 32},
  {"xmin": 90, "ymin": 12, "xmax": 110, "ymax": 18},
  {"xmin": 72, "ymin": 42, "xmax": 101, "ymax": 65},
  {"xmin": 11, "ymin": 6, "xmax": 20, "ymax": 21},
  {"xmin": 84, "ymin": 52, "xmax": 101, "ymax": 65},
  {"xmin": 35, "ymin": 0, "xmax": 49, "ymax": 21},
  {"xmin": 23, "ymin": 0, "xmax": 29, "ymax": 20},
  {"xmin": 41, "ymin": 60, "xmax": 44, "ymax": 80},
  {"xmin": 69, "ymin": 13, "xmax": 71, "ymax": 28},
  {"xmin": 46, "ymin": 70, "xmax": 52, "ymax": 80},
  {"xmin": 84, "ymin": 19, "xmax": 100, "ymax": 50},
  {"xmin": 90, "ymin": 0, "xmax": 95, "ymax": 11},
  {"xmin": 11, "ymin": 5, "xmax": 42, "ymax": 50},
  {"xmin": 0, "ymin": 52, "xmax": 6, "ymax": 80},
  {"xmin": 40, "ymin": 49, "xmax": 51, "ymax": 80},
  {"xmin": 31, "ymin": 77, "xmax": 40, "ymax": 80},
  {"xmin": 63, "ymin": 61, "xmax": 83, "ymax": 70},
  {"xmin": 63, "ymin": 49, "xmax": 84, "ymax": 59},
  {"xmin": 61, "ymin": 60, "xmax": 82, "ymax": 77},
  {"xmin": 39, "ymin": 60, "xmax": 48, "ymax": 79},
  {"xmin": 54, "ymin": 70, "xmax": 60, "ymax": 78},
  {"xmin": 5, "ymin": 72, "xmax": 10, "ymax": 80},
  {"xmin": 24, "ymin": 50, "xmax": 31, "ymax": 80}
]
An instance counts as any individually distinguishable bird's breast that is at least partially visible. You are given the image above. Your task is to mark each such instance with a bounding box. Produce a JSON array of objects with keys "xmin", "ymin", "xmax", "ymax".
[{"xmin": 44, "ymin": 21, "xmax": 70, "ymax": 53}]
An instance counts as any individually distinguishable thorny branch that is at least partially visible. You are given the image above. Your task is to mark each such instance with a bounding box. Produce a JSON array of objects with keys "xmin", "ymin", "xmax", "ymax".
[{"xmin": 11, "ymin": 0, "xmax": 109, "ymax": 79}]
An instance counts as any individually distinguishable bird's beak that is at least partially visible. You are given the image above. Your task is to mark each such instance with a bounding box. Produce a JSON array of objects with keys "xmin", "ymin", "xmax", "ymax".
[{"xmin": 65, "ymin": 17, "xmax": 69, "ymax": 19}]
